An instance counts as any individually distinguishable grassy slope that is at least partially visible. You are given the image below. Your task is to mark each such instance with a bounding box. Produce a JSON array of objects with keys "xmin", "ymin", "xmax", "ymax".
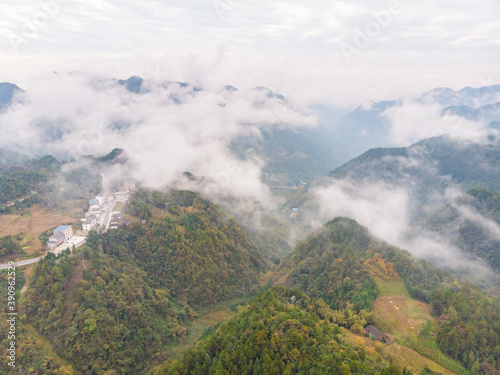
[{"xmin": 366, "ymin": 262, "xmax": 465, "ymax": 375}]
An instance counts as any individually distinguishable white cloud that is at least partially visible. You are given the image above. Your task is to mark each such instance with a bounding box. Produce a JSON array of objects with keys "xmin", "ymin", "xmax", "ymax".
[
  {"xmin": 382, "ymin": 101, "xmax": 496, "ymax": 146},
  {"xmin": 311, "ymin": 175, "xmax": 498, "ymax": 280},
  {"xmin": 0, "ymin": 72, "xmax": 314, "ymax": 207},
  {"xmin": 312, "ymin": 179, "xmax": 410, "ymax": 246}
]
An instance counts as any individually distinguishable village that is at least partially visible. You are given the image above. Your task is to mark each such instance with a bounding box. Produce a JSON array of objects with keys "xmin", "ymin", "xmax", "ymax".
[{"xmin": 44, "ymin": 182, "xmax": 135, "ymax": 256}]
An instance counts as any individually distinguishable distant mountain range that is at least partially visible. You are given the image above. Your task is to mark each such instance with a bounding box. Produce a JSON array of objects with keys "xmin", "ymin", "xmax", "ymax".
[
  {"xmin": 330, "ymin": 135, "xmax": 500, "ymax": 192},
  {"xmin": 319, "ymin": 84, "xmax": 500, "ymax": 161},
  {"xmin": 0, "ymin": 82, "xmax": 22, "ymax": 110},
  {"xmin": 1, "ymin": 77, "xmax": 499, "ymax": 187},
  {"xmin": 0, "ymin": 76, "xmax": 343, "ymax": 187}
]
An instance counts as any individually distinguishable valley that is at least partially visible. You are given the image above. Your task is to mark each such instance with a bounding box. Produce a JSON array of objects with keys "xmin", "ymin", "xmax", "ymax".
[
  {"xmin": 0, "ymin": 78, "xmax": 499, "ymax": 375},
  {"xmin": 3, "ymin": 193, "xmax": 498, "ymax": 374}
]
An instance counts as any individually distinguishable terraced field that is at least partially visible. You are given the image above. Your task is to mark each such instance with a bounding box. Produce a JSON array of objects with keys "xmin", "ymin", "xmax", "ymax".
[
  {"xmin": 364, "ymin": 262, "xmax": 458, "ymax": 374},
  {"xmin": 385, "ymin": 343, "xmax": 454, "ymax": 374}
]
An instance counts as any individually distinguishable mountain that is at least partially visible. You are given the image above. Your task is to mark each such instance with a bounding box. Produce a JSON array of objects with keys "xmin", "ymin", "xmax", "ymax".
[
  {"xmin": 123, "ymin": 189, "xmax": 268, "ymax": 306},
  {"xmin": 425, "ymin": 188, "xmax": 500, "ymax": 271},
  {"xmin": 155, "ymin": 287, "xmax": 400, "ymax": 375},
  {"xmin": 117, "ymin": 75, "xmax": 147, "ymax": 93},
  {"xmin": 442, "ymin": 102, "xmax": 500, "ymax": 129},
  {"xmin": 318, "ymin": 84, "xmax": 500, "ymax": 161},
  {"xmin": 422, "ymin": 84, "xmax": 500, "ymax": 107},
  {"xmin": 231, "ymin": 124, "xmax": 343, "ymax": 186},
  {"xmin": 0, "ymin": 148, "xmax": 28, "ymax": 168},
  {"xmin": 227, "ymin": 85, "xmax": 345, "ymax": 185},
  {"xmin": 324, "ymin": 100, "xmax": 395, "ymax": 160},
  {"xmin": 0, "ymin": 82, "xmax": 22, "ymax": 110},
  {"xmin": 155, "ymin": 218, "xmax": 500, "ymax": 374},
  {"xmin": 0, "ymin": 76, "xmax": 344, "ymax": 186},
  {"xmin": 0, "ymin": 148, "xmax": 129, "ymax": 211},
  {"xmin": 115, "ymin": 79, "xmax": 345, "ymax": 186},
  {"xmin": 279, "ymin": 218, "xmax": 500, "ymax": 373},
  {"xmin": 328, "ymin": 135, "xmax": 500, "ymax": 277},
  {"xmin": 21, "ymin": 190, "xmax": 267, "ymax": 374},
  {"xmin": 330, "ymin": 135, "xmax": 500, "ymax": 194}
]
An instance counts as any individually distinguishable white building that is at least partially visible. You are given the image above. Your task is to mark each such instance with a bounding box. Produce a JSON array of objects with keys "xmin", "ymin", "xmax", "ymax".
[
  {"xmin": 95, "ymin": 195, "xmax": 104, "ymax": 206},
  {"xmin": 82, "ymin": 214, "xmax": 97, "ymax": 231},
  {"xmin": 53, "ymin": 225, "xmax": 73, "ymax": 241},
  {"xmin": 89, "ymin": 198, "xmax": 100, "ymax": 212}
]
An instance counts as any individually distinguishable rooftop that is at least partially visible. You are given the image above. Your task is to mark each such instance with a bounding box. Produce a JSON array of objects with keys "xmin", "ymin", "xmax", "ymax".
[
  {"xmin": 54, "ymin": 225, "xmax": 72, "ymax": 232},
  {"xmin": 365, "ymin": 325, "xmax": 392, "ymax": 343},
  {"xmin": 48, "ymin": 232, "xmax": 65, "ymax": 241}
]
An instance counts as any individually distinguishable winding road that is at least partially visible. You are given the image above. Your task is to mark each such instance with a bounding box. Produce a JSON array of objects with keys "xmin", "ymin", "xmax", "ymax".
[{"xmin": 0, "ymin": 256, "xmax": 42, "ymax": 270}]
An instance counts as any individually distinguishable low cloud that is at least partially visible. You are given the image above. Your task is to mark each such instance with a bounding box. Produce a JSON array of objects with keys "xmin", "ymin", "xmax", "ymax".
[
  {"xmin": 311, "ymin": 151, "xmax": 499, "ymax": 284},
  {"xmin": 382, "ymin": 100, "xmax": 496, "ymax": 146},
  {"xmin": 312, "ymin": 179, "xmax": 410, "ymax": 246},
  {"xmin": 0, "ymin": 72, "xmax": 316, "ymax": 207}
]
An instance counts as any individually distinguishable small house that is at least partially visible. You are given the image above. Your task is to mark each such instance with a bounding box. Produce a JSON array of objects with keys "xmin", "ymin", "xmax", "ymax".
[
  {"xmin": 82, "ymin": 217, "xmax": 96, "ymax": 231},
  {"xmin": 365, "ymin": 325, "xmax": 392, "ymax": 344},
  {"xmin": 109, "ymin": 213, "xmax": 130, "ymax": 230}
]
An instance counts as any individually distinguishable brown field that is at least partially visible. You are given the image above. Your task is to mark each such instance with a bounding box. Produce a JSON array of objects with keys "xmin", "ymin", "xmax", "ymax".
[
  {"xmin": 0, "ymin": 206, "xmax": 77, "ymax": 260},
  {"xmin": 373, "ymin": 295, "xmax": 432, "ymax": 338}
]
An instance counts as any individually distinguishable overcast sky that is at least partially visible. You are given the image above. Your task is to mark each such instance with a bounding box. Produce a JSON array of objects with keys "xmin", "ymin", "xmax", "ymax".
[{"xmin": 1, "ymin": 0, "xmax": 499, "ymax": 108}]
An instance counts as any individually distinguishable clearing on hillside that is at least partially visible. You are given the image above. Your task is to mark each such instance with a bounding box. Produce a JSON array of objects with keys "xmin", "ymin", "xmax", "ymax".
[
  {"xmin": 385, "ymin": 343, "xmax": 455, "ymax": 375},
  {"xmin": 0, "ymin": 206, "xmax": 77, "ymax": 259},
  {"xmin": 373, "ymin": 296, "xmax": 432, "ymax": 338},
  {"xmin": 365, "ymin": 262, "xmax": 409, "ymax": 297}
]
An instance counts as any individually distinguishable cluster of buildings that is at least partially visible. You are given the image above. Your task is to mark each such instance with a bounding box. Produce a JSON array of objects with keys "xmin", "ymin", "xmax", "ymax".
[
  {"xmin": 45, "ymin": 182, "xmax": 135, "ymax": 252},
  {"xmin": 81, "ymin": 195, "xmax": 105, "ymax": 231},
  {"xmin": 81, "ymin": 183, "xmax": 135, "ymax": 232}
]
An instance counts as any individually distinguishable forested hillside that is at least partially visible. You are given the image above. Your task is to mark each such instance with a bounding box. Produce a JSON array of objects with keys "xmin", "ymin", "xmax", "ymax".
[
  {"xmin": 23, "ymin": 190, "xmax": 267, "ymax": 373},
  {"xmin": 281, "ymin": 218, "xmax": 500, "ymax": 373},
  {"xmin": 281, "ymin": 217, "xmax": 379, "ymax": 315},
  {"xmin": 155, "ymin": 287, "xmax": 404, "ymax": 375},
  {"xmin": 467, "ymin": 188, "xmax": 500, "ymax": 222},
  {"xmin": 330, "ymin": 135, "xmax": 500, "ymax": 191},
  {"xmin": 0, "ymin": 148, "xmax": 126, "ymax": 211},
  {"xmin": 0, "ymin": 154, "xmax": 57, "ymax": 206},
  {"xmin": 109, "ymin": 189, "xmax": 267, "ymax": 306},
  {"xmin": 326, "ymin": 136, "xmax": 500, "ymax": 276},
  {"xmin": 25, "ymin": 249, "xmax": 193, "ymax": 374}
]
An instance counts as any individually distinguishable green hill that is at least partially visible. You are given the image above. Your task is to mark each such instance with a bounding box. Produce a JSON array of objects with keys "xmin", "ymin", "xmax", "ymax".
[
  {"xmin": 330, "ymin": 135, "xmax": 500, "ymax": 193},
  {"xmin": 22, "ymin": 190, "xmax": 267, "ymax": 374},
  {"xmin": 155, "ymin": 287, "xmax": 404, "ymax": 375},
  {"xmin": 279, "ymin": 218, "xmax": 500, "ymax": 373},
  {"xmin": 327, "ymin": 136, "xmax": 500, "ymax": 277}
]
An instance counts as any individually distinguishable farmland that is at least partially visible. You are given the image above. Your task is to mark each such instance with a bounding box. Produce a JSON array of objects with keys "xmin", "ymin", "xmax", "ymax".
[
  {"xmin": 385, "ymin": 343, "xmax": 454, "ymax": 374},
  {"xmin": 0, "ymin": 205, "xmax": 79, "ymax": 261}
]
